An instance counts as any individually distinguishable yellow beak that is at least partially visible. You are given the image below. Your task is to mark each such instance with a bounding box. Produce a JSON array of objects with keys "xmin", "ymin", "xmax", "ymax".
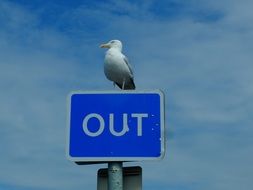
[{"xmin": 100, "ymin": 43, "xmax": 110, "ymax": 48}]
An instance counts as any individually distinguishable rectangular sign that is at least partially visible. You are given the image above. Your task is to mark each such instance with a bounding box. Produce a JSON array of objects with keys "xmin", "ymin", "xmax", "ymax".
[{"xmin": 66, "ymin": 90, "xmax": 165, "ymax": 162}]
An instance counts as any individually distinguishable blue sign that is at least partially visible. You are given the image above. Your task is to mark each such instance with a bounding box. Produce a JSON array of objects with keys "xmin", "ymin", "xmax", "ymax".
[{"xmin": 67, "ymin": 90, "xmax": 165, "ymax": 162}]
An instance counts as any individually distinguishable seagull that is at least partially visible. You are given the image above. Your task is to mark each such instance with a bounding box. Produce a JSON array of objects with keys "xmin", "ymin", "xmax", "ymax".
[{"xmin": 100, "ymin": 40, "xmax": 135, "ymax": 90}]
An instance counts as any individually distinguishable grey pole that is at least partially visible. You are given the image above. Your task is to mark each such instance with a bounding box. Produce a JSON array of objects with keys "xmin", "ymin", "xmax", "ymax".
[{"xmin": 108, "ymin": 162, "xmax": 123, "ymax": 190}]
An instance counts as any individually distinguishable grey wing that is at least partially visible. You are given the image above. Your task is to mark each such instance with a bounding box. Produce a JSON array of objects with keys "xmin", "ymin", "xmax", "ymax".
[{"xmin": 123, "ymin": 56, "xmax": 134, "ymax": 78}]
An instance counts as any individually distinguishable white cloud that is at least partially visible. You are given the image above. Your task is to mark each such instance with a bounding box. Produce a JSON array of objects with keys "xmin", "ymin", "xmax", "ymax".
[{"xmin": 1, "ymin": 0, "xmax": 253, "ymax": 189}]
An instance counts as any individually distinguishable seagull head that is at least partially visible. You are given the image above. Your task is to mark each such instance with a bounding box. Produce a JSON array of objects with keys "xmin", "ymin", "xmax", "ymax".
[{"xmin": 100, "ymin": 40, "xmax": 122, "ymax": 51}]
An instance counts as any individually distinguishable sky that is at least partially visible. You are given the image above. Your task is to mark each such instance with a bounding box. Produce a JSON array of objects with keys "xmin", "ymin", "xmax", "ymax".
[{"xmin": 0, "ymin": 0, "xmax": 253, "ymax": 189}]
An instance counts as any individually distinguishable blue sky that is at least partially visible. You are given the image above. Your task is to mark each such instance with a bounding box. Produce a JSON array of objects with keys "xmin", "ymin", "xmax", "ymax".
[{"xmin": 0, "ymin": 0, "xmax": 253, "ymax": 189}]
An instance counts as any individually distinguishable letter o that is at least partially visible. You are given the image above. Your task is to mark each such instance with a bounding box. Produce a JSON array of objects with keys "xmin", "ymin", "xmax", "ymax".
[{"xmin": 82, "ymin": 113, "xmax": 105, "ymax": 137}]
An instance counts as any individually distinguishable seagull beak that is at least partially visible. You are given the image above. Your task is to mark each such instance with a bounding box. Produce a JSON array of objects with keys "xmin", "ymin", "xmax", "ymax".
[{"xmin": 100, "ymin": 43, "xmax": 110, "ymax": 48}]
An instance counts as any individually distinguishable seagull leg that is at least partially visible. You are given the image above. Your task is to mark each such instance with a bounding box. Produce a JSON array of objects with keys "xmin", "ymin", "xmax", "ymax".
[{"xmin": 122, "ymin": 79, "xmax": 125, "ymax": 90}]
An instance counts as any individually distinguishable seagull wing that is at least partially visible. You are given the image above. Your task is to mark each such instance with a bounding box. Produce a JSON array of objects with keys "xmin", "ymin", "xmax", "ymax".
[
  {"xmin": 121, "ymin": 56, "xmax": 135, "ymax": 90},
  {"xmin": 123, "ymin": 56, "xmax": 134, "ymax": 78}
]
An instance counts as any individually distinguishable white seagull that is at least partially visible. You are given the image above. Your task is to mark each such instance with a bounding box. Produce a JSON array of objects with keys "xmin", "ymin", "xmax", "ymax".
[{"xmin": 100, "ymin": 40, "xmax": 135, "ymax": 90}]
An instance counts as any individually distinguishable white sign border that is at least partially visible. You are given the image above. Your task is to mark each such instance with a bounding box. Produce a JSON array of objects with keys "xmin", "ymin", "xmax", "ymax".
[{"xmin": 66, "ymin": 90, "xmax": 166, "ymax": 162}]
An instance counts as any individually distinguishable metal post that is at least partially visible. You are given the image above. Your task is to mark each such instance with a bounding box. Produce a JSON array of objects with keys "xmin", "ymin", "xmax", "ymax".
[{"xmin": 108, "ymin": 162, "xmax": 123, "ymax": 190}]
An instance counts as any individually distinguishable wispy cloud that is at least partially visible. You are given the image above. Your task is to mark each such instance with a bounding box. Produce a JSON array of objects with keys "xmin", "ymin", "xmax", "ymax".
[{"xmin": 1, "ymin": 0, "xmax": 253, "ymax": 189}]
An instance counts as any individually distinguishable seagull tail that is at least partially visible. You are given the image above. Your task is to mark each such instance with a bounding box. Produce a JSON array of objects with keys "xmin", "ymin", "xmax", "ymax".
[
  {"xmin": 127, "ymin": 78, "xmax": 136, "ymax": 90},
  {"xmin": 116, "ymin": 78, "xmax": 136, "ymax": 90}
]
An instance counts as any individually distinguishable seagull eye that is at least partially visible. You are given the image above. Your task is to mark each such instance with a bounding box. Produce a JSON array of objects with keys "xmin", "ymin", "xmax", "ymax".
[{"xmin": 111, "ymin": 41, "xmax": 115, "ymax": 43}]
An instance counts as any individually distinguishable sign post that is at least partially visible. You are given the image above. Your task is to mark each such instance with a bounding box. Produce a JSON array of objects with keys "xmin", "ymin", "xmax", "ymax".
[
  {"xmin": 108, "ymin": 162, "xmax": 123, "ymax": 190},
  {"xmin": 66, "ymin": 90, "xmax": 165, "ymax": 189},
  {"xmin": 98, "ymin": 166, "xmax": 142, "ymax": 190}
]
